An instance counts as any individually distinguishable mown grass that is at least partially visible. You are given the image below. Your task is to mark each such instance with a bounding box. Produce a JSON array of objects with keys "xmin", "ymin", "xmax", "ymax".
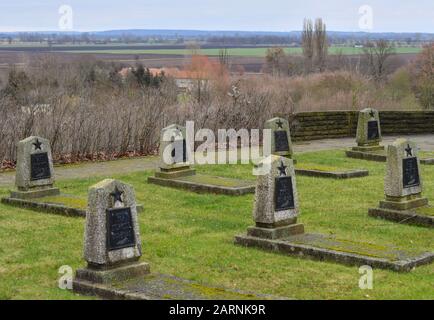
[
  {"xmin": 62, "ymin": 46, "xmax": 422, "ymax": 57},
  {"xmin": 0, "ymin": 150, "xmax": 433, "ymax": 300}
]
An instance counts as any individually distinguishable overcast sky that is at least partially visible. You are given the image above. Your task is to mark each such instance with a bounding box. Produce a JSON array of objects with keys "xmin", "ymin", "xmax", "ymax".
[{"xmin": 0, "ymin": 0, "xmax": 433, "ymax": 33}]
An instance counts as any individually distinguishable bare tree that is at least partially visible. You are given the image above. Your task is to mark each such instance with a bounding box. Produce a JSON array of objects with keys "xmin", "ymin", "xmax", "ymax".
[
  {"xmin": 218, "ymin": 48, "xmax": 230, "ymax": 69},
  {"xmin": 302, "ymin": 19, "xmax": 314, "ymax": 73},
  {"xmin": 314, "ymin": 18, "xmax": 328, "ymax": 72},
  {"xmin": 266, "ymin": 47, "xmax": 286, "ymax": 76},
  {"xmin": 363, "ymin": 40, "xmax": 395, "ymax": 81}
]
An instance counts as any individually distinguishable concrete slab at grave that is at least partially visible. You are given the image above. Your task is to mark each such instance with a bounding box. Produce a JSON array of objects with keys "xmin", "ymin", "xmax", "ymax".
[
  {"xmin": 294, "ymin": 166, "xmax": 369, "ymax": 179},
  {"xmin": 369, "ymin": 139, "xmax": 433, "ymax": 228},
  {"xmin": 346, "ymin": 108, "xmax": 386, "ymax": 162},
  {"xmin": 148, "ymin": 123, "xmax": 255, "ymax": 195},
  {"xmin": 74, "ymin": 273, "xmax": 287, "ymax": 300},
  {"xmin": 1, "ymin": 194, "xmax": 143, "ymax": 217},
  {"xmin": 148, "ymin": 174, "xmax": 255, "ymax": 195},
  {"xmin": 235, "ymin": 233, "xmax": 434, "ymax": 272}
]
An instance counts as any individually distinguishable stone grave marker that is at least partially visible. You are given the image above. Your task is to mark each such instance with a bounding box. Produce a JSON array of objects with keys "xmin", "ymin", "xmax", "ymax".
[
  {"xmin": 156, "ymin": 124, "xmax": 196, "ymax": 179},
  {"xmin": 356, "ymin": 108, "xmax": 383, "ymax": 149},
  {"xmin": 12, "ymin": 136, "xmax": 59, "ymax": 199},
  {"xmin": 265, "ymin": 117, "xmax": 293, "ymax": 159},
  {"xmin": 369, "ymin": 139, "xmax": 433, "ymax": 227},
  {"xmin": 346, "ymin": 108, "xmax": 386, "ymax": 161},
  {"xmin": 247, "ymin": 155, "xmax": 304, "ymax": 239},
  {"xmin": 74, "ymin": 179, "xmax": 150, "ymax": 288}
]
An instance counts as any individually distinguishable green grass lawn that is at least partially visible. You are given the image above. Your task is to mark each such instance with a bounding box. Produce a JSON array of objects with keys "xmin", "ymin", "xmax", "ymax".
[
  {"xmin": 61, "ymin": 46, "xmax": 422, "ymax": 57},
  {"xmin": 0, "ymin": 150, "xmax": 433, "ymax": 300}
]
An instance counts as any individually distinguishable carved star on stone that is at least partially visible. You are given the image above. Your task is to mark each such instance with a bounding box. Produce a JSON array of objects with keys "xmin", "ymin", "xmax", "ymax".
[
  {"xmin": 277, "ymin": 161, "xmax": 287, "ymax": 176},
  {"xmin": 369, "ymin": 110, "xmax": 375, "ymax": 118},
  {"xmin": 110, "ymin": 186, "xmax": 124, "ymax": 203},
  {"xmin": 33, "ymin": 139, "xmax": 43, "ymax": 150},
  {"xmin": 405, "ymin": 144, "xmax": 413, "ymax": 157},
  {"xmin": 276, "ymin": 119, "xmax": 284, "ymax": 129}
]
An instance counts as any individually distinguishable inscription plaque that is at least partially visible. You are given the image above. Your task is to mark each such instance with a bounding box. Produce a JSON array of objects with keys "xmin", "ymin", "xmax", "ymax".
[
  {"xmin": 106, "ymin": 207, "xmax": 136, "ymax": 251},
  {"xmin": 171, "ymin": 139, "xmax": 187, "ymax": 163},
  {"xmin": 274, "ymin": 131, "xmax": 290, "ymax": 152},
  {"xmin": 30, "ymin": 152, "xmax": 51, "ymax": 181},
  {"xmin": 367, "ymin": 121, "xmax": 379, "ymax": 140},
  {"xmin": 403, "ymin": 157, "xmax": 420, "ymax": 188},
  {"xmin": 274, "ymin": 176, "xmax": 295, "ymax": 211}
]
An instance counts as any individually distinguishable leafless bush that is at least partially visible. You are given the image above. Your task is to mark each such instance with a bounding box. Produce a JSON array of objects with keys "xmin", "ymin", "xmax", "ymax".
[{"xmin": 0, "ymin": 56, "xmax": 426, "ymax": 166}]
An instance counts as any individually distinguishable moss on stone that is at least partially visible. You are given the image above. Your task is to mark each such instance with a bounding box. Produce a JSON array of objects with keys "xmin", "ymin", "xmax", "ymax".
[
  {"xmin": 33, "ymin": 194, "xmax": 87, "ymax": 210},
  {"xmin": 180, "ymin": 174, "xmax": 251, "ymax": 188},
  {"xmin": 296, "ymin": 163, "xmax": 343, "ymax": 172},
  {"xmin": 415, "ymin": 206, "xmax": 434, "ymax": 217}
]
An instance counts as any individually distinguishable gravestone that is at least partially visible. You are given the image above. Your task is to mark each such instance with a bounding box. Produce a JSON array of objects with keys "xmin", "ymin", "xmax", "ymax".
[
  {"xmin": 265, "ymin": 117, "xmax": 293, "ymax": 159},
  {"xmin": 346, "ymin": 108, "xmax": 385, "ymax": 160},
  {"xmin": 155, "ymin": 124, "xmax": 196, "ymax": 179},
  {"xmin": 380, "ymin": 139, "xmax": 428, "ymax": 210},
  {"xmin": 12, "ymin": 136, "xmax": 59, "ymax": 199},
  {"xmin": 356, "ymin": 108, "xmax": 382, "ymax": 148},
  {"xmin": 74, "ymin": 179, "xmax": 150, "ymax": 286},
  {"xmin": 246, "ymin": 155, "xmax": 304, "ymax": 239},
  {"xmin": 369, "ymin": 139, "xmax": 432, "ymax": 227}
]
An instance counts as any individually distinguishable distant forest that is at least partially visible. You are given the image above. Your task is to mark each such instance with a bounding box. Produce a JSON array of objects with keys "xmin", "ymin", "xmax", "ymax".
[{"xmin": 1, "ymin": 29, "xmax": 433, "ymax": 46}]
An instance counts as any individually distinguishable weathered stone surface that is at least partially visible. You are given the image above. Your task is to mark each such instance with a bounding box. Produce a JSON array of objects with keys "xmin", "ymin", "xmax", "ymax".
[
  {"xmin": 76, "ymin": 261, "xmax": 151, "ymax": 284},
  {"xmin": 15, "ymin": 136, "xmax": 56, "ymax": 191},
  {"xmin": 253, "ymin": 155, "xmax": 299, "ymax": 227},
  {"xmin": 155, "ymin": 167, "xmax": 196, "ymax": 179},
  {"xmin": 369, "ymin": 207, "xmax": 434, "ymax": 228},
  {"xmin": 84, "ymin": 179, "xmax": 142, "ymax": 267},
  {"xmin": 159, "ymin": 124, "xmax": 192, "ymax": 170},
  {"xmin": 265, "ymin": 117, "xmax": 293, "ymax": 158},
  {"xmin": 356, "ymin": 108, "xmax": 382, "ymax": 147},
  {"xmin": 384, "ymin": 139, "xmax": 423, "ymax": 198},
  {"xmin": 74, "ymin": 179, "xmax": 150, "ymax": 299},
  {"xmin": 73, "ymin": 273, "xmax": 287, "ymax": 300},
  {"xmin": 295, "ymin": 168, "xmax": 369, "ymax": 179},
  {"xmin": 247, "ymin": 224, "xmax": 304, "ymax": 239},
  {"xmin": 148, "ymin": 174, "xmax": 255, "ymax": 195},
  {"xmin": 234, "ymin": 233, "xmax": 434, "ymax": 272},
  {"xmin": 345, "ymin": 149, "xmax": 387, "ymax": 162}
]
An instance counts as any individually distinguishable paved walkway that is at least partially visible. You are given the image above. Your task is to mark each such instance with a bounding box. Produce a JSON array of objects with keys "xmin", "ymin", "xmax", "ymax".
[{"xmin": 1, "ymin": 134, "xmax": 433, "ymax": 187}]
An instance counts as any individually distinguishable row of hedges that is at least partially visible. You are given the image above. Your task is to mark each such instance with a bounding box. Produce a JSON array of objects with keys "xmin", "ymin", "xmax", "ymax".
[{"xmin": 290, "ymin": 111, "xmax": 434, "ymax": 141}]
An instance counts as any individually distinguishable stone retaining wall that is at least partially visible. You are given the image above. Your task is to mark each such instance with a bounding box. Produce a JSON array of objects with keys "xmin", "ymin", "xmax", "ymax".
[{"xmin": 291, "ymin": 111, "xmax": 434, "ymax": 141}]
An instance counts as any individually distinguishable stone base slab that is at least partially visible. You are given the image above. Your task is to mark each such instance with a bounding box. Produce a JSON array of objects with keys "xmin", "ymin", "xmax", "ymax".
[
  {"xmin": 352, "ymin": 145, "xmax": 385, "ymax": 152},
  {"xmin": 295, "ymin": 168, "xmax": 369, "ymax": 179},
  {"xmin": 247, "ymin": 224, "xmax": 305, "ymax": 240},
  {"xmin": 345, "ymin": 150, "xmax": 387, "ymax": 162},
  {"xmin": 379, "ymin": 196, "xmax": 429, "ymax": 211},
  {"xmin": 1, "ymin": 196, "xmax": 86, "ymax": 217},
  {"xmin": 148, "ymin": 175, "xmax": 255, "ymax": 196},
  {"xmin": 155, "ymin": 168, "xmax": 196, "ymax": 179},
  {"xmin": 10, "ymin": 187, "xmax": 60, "ymax": 199},
  {"xmin": 73, "ymin": 273, "xmax": 285, "ymax": 300},
  {"xmin": 369, "ymin": 207, "xmax": 434, "ymax": 228},
  {"xmin": 75, "ymin": 261, "xmax": 151, "ymax": 284},
  {"xmin": 1, "ymin": 195, "xmax": 143, "ymax": 217},
  {"xmin": 421, "ymin": 158, "xmax": 434, "ymax": 165},
  {"xmin": 234, "ymin": 233, "xmax": 434, "ymax": 272}
]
